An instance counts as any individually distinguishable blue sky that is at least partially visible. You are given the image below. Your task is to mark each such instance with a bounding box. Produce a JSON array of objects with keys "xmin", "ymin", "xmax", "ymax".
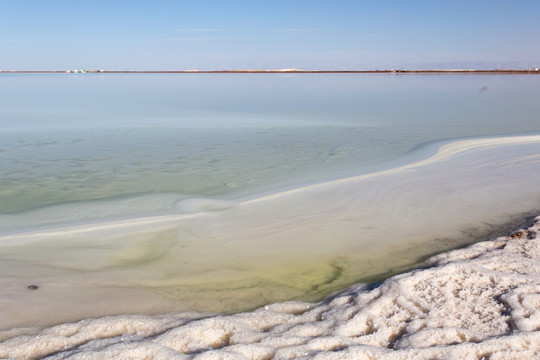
[{"xmin": 1, "ymin": 0, "xmax": 539, "ymax": 70}]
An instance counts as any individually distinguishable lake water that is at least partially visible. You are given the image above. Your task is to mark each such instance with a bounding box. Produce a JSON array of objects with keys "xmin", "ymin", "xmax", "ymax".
[{"xmin": 1, "ymin": 73, "xmax": 540, "ymax": 329}]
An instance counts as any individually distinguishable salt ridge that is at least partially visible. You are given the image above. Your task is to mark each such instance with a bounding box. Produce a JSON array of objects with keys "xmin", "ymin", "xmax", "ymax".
[
  {"xmin": 1, "ymin": 218, "xmax": 539, "ymax": 359},
  {"xmin": 243, "ymin": 134, "xmax": 540, "ymax": 204}
]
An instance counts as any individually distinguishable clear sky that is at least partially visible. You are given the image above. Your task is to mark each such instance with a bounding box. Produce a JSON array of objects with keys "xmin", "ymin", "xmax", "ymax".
[{"xmin": 1, "ymin": 0, "xmax": 539, "ymax": 70}]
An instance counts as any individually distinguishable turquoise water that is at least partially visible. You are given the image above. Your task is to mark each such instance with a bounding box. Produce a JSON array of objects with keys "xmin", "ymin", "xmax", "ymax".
[{"xmin": 1, "ymin": 74, "xmax": 540, "ymax": 328}]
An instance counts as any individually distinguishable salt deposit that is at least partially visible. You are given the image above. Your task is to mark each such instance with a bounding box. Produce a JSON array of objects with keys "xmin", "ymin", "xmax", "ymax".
[{"xmin": 1, "ymin": 217, "xmax": 539, "ymax": 359}]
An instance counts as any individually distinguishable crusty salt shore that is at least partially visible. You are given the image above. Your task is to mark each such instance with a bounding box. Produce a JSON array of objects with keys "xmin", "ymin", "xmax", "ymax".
[{"xmin": 1, "ymin": 216, "xmax": 540, "ymax": 359}]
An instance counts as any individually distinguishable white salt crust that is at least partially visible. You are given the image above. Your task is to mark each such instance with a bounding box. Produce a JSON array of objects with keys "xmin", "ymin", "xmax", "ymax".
[{"xmin": 1, "ymin": 217, "xmax": 540, "ymax": 359}]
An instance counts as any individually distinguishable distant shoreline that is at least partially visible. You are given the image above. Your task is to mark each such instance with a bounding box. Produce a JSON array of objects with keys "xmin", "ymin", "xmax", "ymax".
[{"xmin": 1, "ymin": 69, "xmax": 539, "ymax": 74}]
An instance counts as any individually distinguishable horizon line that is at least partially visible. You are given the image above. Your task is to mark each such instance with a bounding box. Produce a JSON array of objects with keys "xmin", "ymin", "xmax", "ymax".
[{"xmin": 1, "ymin": 68, "xmax": 539, "ymax": 74}]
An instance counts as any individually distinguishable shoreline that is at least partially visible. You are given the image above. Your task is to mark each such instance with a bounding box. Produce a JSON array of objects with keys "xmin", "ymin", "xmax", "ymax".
[
  {"xmin": 1, "ymin": 215, "xmax": 539, "ymax": 359},
  {"xmin": 1, "ymin": 69, "xmax": 540, "ymax": 74}
]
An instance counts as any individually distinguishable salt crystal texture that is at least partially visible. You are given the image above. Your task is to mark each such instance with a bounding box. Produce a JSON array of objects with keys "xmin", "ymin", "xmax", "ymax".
[{"xmin": 1, "ymin": 217, "xmax": 540, "ymax": 359}]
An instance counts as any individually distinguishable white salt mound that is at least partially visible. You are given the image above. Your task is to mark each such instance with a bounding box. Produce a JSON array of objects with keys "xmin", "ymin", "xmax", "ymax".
[{"xmin": 2, "ymin": 217, "xmax": 540, "ymax": 359}]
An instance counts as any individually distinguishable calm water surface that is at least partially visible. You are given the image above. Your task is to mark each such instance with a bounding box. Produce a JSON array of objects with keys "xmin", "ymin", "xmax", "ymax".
[
  {"xmin": 1, "ymin": 74, "xmax": 538, "ymax": 213},
  {"xmin": 1, "ymin": 74, "xmax": 540, "ymax": 328}
]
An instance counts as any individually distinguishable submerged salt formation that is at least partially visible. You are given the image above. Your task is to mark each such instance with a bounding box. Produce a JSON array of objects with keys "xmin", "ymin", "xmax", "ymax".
[
  {"xmin": 1, "ymin": 217, "xmax": 539, "ymax": 359},
  {"xmin": 2, "ymin": 135, "xmax": 540, "ymax": 331}
]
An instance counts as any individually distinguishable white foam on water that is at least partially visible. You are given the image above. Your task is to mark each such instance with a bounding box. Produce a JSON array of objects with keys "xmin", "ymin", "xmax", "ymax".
[{"xmin": 1, "ymin": 218, "xmax": 539, "ymax": 359}]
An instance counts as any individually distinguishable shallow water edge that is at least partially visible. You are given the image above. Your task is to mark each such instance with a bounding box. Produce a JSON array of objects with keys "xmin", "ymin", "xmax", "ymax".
[
  {"xmin": 1, "ymin": 216, "xmax": 539, "ymax": 359},
  {"xmin": 1, "ymin": 135, "xmax": 540, "ymax": 330}
]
